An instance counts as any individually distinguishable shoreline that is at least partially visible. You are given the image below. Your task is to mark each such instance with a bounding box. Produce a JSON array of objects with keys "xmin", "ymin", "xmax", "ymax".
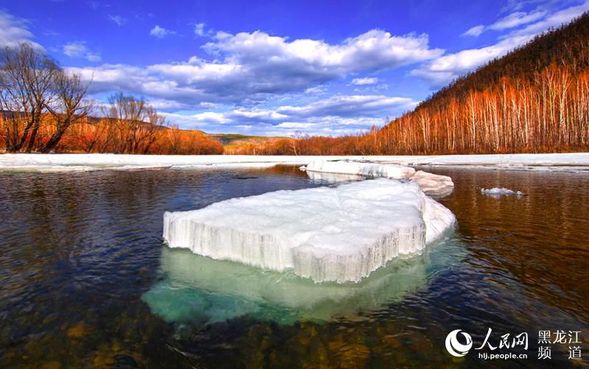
[{"xmin": 1, "ymin": 152, "xmax": 589, "ymax": 172}]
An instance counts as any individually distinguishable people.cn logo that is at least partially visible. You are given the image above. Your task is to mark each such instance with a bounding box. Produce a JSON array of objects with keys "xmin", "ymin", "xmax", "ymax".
[{"xmin": 445, "ymin": 329, "xmax": 473, "ymax": 357}]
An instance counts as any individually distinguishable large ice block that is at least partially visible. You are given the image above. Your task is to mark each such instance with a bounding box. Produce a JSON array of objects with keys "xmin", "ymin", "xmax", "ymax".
[
  {"xmin": 303, "ymin": 160, "xmax": 454, "ymax": 197},
  {"xmin": 411, "ymin": 170, "xmax": 454, "ymax": 198},
  {"xmin": 304, "ymin": 160, "xmax": 415, "ymax": 179},
  {"xmin": 163, "ymin": 179, "xmax": 455, "ymax": 283}
]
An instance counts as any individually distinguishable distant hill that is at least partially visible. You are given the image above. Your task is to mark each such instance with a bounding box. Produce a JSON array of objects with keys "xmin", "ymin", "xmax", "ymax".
[{"xmin": 211, "ymin": 133, "xmax": 291, "ymax": 154}]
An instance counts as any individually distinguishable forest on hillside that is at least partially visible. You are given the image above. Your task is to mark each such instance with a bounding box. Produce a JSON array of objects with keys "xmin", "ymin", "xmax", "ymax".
[{"xmin": 235, "ymin": 13, "xmax": 589, "ymax": 155}]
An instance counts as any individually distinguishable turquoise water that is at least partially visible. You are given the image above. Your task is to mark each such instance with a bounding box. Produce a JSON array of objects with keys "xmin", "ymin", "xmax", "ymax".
[{"xmin": 143, "ymin": 235, "xmax": 464, "ymax": 324}]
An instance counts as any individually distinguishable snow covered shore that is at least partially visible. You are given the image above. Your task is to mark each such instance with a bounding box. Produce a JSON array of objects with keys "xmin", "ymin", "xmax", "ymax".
[
  {"xmin": 1, "ymin": 153, "xmax": 588, "ymax": 172},
  {"xmin": 163, "ymin": 179, "xmax": 455, "ymax": 283}
]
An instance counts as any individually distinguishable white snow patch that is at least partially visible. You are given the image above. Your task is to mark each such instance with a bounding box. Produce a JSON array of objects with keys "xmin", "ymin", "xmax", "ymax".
[
  {"xmin": 481, "ymin": 187, "xmax": 525, "ymax": 197},
  {"xmin": 1, "ymin": 153, "xmax": 588, "ymax": 172},
  {"xmin": 163, "ymin": 179, "xmax": 455, "ymax": 283}
]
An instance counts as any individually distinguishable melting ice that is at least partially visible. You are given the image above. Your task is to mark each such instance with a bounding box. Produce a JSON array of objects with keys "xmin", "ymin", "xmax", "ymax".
[
  {"xmin": 303, "ymin": 160, "xmax": 454, "ymax": 197},
  {"xmin": 163, "ymin": 179, "xmax": 456, "ymax": 283}
]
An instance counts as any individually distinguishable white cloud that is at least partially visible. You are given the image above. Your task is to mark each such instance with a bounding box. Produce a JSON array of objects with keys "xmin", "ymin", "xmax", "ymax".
[
  {"xmin": 352, "ymin": 77, "xmax": 378, "ymax": 86},
  {"xmin": 204, "ymin": 29, "xmax": 442, "ymax": 75},
  {"xmin": 108, "ymin": 15, "xmax": 125, "ymax": 26},
  {"xmin": 411, "ymin": 35, "xmax": 532, "ymax": 86},
  {"xmin": 462, "ymin": 25, "xmax": 485, "ymax": 37},
  {"xmin": 194, "ymin": 23, "xmax": 206, "ymax": 36},
  {"xmin": 304, "ymin": 86, "xmax": 325, "ymax": 94},
  {"xmin": 63, "ymin": 41, "xmax": 101, "ymax": 62},
  {"xmin": 71, "ymin": 28, "xmax": 440, "ymax": 105},
  {"xmin": 508, "ymin": 0, "xmax": 589, "ymax": 37},
  {"xmin": 464, "ymin": 9, "xmax": 547, "ymax": 37},
  {"xmin": 277, "ymin": 94, "xmax": 416, "ymax": 117},
  {"xmin": 0, "ymin": 10, "xmax": 42, "ymax": 49},
  {"xmin": 156, "ymin": 94, "xmax": 416, "ymax": 135},
  {"xmin": 490, "ymin": 10, "xmax": 548, "ymax": 31},
  {"xmin": 416, "ymin": 1, "xmax": 589, "ymax": 86},
  {"xmin": 150, "ymin": 25, "xmax": 175, "ymax": 39}
]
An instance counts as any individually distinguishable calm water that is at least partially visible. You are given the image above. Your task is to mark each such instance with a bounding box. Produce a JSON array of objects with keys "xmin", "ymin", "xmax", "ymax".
[{"xmin": 0, "ymin": 165, "xmax": 588, "ymax": 369}]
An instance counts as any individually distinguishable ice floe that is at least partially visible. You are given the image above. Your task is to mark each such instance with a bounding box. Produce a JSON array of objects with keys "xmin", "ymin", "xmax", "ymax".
[
  {"xmin": 304, "ymin": 159, "xmax": 415, "ymax": 179},
  {"xmin": 481, "ymin": 187, "xmax": 525, "ymax": 197},
  {"xmin": 163, "ymin": 179, "xmax": 456, "ymax": 283},
  {"xmin": 411, "ymin": 170, "xmax": 454, "ymax": 198},
  {"xmin": 305, "ymin": 170, "xmax": 365, "ymax": 184},
  {"xmin": 303, "ymin": 160, "xmax": 454, "ymax": 198}
]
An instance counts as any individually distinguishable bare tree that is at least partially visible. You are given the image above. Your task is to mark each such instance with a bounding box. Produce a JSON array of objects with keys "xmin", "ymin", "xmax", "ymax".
[
  {"xmin": 41, "ymin": 71, "xmax": 92, "ymax": 153},
  {"xmin": 103, "ymin": 92, "xmax": 166, "ymax": 154},
  {"xmin": 0, "ymin": 43, "xmax": 59, "ymax": 152}
]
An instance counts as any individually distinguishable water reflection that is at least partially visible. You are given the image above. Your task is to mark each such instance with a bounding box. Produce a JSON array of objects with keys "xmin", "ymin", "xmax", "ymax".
[{"xmin": 143, "ymin": 235, "xmax": 464, "ymax": 324}]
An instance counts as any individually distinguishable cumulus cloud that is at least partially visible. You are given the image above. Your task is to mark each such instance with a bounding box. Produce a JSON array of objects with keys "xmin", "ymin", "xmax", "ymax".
[
  {"xmin": 352, "ymin": 77, "xmax": 378, "ymax": 86},
  {"xmin": 150, "ymin": 25, "xmax": 175, "ymax": 38},
  {"xmin": 70, "ymin": 28, "xmax": 440, "ymax": 105},
  {"xmin": 63, "ymin": 41, "xmax": 101, "ymax": 62},
  {"xmin": 416, "ymin": 1, "xmax": 589, "ymax": 86},
  {"xmin": 204, "ymin": 29, "xmax": 442, "ymax": 75},
  {"xmin": 0, "ymin": 10, "xmax": 42, "ymax": 49}
]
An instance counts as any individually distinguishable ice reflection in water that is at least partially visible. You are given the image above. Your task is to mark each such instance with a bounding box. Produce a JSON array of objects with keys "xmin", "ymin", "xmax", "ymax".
[{"xmin": 143, "ymin": 234, "xmax": 464, "ymax": 324}]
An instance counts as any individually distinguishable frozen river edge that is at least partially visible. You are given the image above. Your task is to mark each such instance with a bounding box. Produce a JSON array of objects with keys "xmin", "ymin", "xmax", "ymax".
[{"xmin": 1, "ymin": 153, "xmax": 589, "ymax": 172}]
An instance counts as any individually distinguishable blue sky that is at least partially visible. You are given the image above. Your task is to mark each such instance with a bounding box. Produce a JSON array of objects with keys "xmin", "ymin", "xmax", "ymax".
[{"xmin": 1, "ymin": 0, "xmax": 588, "ymax": 136}]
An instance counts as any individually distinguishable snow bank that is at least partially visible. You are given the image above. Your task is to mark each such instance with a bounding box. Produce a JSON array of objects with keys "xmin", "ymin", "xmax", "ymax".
[
  {"xmin": 1, "ymin": 153, "xmax": 588, "ymax": 172},
  {"xmin": 163, "ymin": 179, "xmax": 455, "ymax": 283},
  {"xmin": 481, "ymin": 187, "xmax": 525, "ymax": 197},
  {"xmin": 0, "ymin": 154, "xmax": 301, "ymax": 172}
]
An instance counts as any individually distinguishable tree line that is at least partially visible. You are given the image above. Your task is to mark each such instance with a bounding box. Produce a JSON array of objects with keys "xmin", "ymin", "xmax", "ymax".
[{"xmin": 0, "ymin": 43, "xmax": 223, "ymax": 154}]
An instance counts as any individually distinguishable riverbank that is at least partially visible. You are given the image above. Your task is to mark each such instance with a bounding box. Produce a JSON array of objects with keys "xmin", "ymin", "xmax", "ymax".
[{"xmin": 1, "ymin": 153, "xmax": 589, "ymax": 172}]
